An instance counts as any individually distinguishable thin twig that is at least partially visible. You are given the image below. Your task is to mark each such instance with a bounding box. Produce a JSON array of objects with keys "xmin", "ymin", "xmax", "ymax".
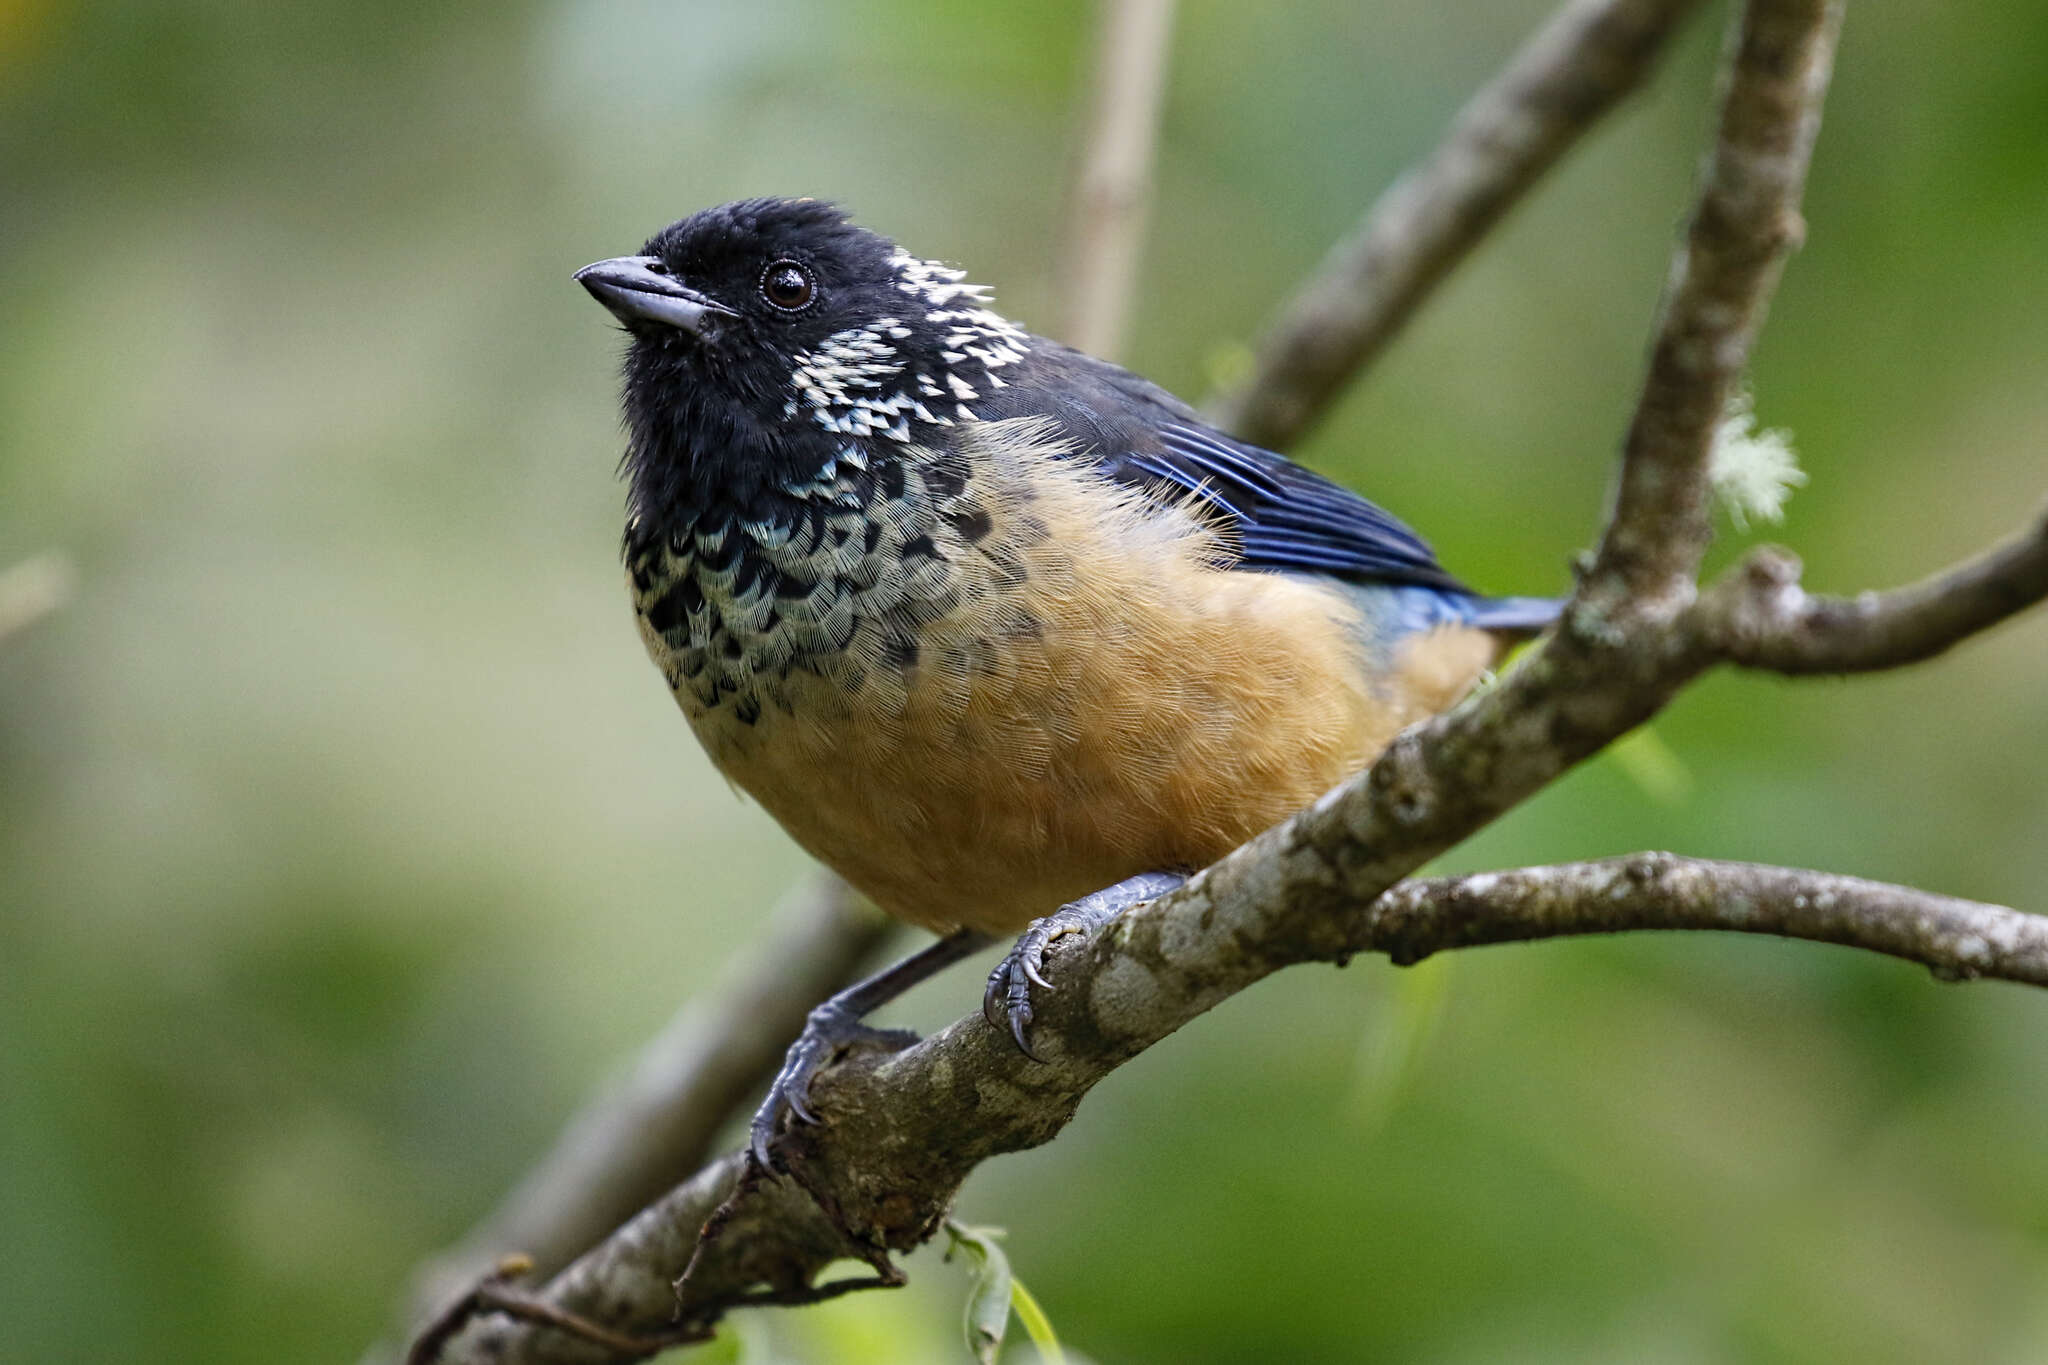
[
  {"xmin": 1205, "ymin": 0, "xmax": 1710, "ymax": 449},
  {"xmin": 1695, "ymin": 509, "xmax": 2048, "ymax": 673},
  {"xmin": 407, "ymin": 1253, "xmax": 712, "ymax": 1365},
  {"xmin": 1366, "ymin": 856, "xmax": 2048, "ymax": 984},
  {"xmin": 407, "ymin": 1257, "xmax": 539, "ymax": 1365},
  {"xmin": 1587, "ymin": 0, "xmax": 1845, "ymax": 608},
  {"xmin": 1060, "ymin": 0, "xmax": 1179, "ymax": 359}
]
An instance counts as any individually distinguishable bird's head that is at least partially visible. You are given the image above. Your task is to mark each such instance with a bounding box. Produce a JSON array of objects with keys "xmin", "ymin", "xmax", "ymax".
[{"xmin": 577, "ymin": 198, "xmax": 1029, "ymax": 521}]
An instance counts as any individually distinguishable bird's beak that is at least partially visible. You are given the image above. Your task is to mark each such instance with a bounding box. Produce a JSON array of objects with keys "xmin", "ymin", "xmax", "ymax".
[{"xmin": 574, "ymin": 256, "xmax": 738, "ymax": 335}]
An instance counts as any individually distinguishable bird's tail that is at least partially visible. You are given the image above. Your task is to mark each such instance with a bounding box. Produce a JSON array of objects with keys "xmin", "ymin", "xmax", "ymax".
[
  {"xmin": 1360, "ymin": 584, "xmax": 1565, "ymax": 641},
  {"xmin": 1457, "ymin": 594, "xmax": 1565, "ymax": 639}
]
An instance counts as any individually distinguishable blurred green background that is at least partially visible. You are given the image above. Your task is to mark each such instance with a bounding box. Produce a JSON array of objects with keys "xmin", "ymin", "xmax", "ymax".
[{"xmin": 4, "ymin": 1, "xmax": 2047, "ymax": 1361}]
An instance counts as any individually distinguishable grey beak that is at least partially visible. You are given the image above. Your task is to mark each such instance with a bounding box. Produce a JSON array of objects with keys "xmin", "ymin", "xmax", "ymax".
[{"xmin": 574, "ymin": 255, "xmax": 738, "ymax": 334}]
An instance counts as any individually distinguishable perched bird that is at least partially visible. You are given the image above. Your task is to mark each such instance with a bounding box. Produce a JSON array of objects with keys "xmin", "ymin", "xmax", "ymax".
[{"xmin": 576, "ymin": 198, "xmax": 1557, "ymax": 1166}]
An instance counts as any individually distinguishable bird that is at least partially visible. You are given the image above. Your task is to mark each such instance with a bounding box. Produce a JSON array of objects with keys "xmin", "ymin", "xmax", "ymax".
[{"xmin": 575, "ymin": 197, "xmax": 1559, "ymax": 1168}]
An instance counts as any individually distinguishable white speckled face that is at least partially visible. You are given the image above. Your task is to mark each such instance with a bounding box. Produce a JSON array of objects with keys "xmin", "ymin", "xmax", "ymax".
[
  {"xmin": 886, "ymin": 249, "xmax": 1031, "ymax": 374},
  {"xmin": 781, "ymin": 321, "xmax": 933, "ymax": 441},
  {"xmin": 777, "ymin": 251, "xmax": 1032, "ymax": 443}
]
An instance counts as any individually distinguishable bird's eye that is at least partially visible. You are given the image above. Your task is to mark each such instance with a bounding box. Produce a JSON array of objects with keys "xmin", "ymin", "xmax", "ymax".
[{"xmin": 760, "ymin": 260, "xmax": 814, "ymax": 311}]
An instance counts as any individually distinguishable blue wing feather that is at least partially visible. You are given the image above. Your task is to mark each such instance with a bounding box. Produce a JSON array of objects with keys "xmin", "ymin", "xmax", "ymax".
[
  {"xmin": 980, "ymin": 342, "xmax": 1557, "ymax": 627},
  {"xmin": 1140, "ymin": 424, "xmax": 1467, "ymax": 591}
]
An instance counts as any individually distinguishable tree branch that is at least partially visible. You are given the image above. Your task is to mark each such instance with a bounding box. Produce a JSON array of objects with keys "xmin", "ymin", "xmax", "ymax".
[
  {"xmin": 1694, "ymin": 509, "xmax": 2048, "ymax": 674},
  {"xmin": 1368, "ymin": 856, "xmax": 2048, "ymax": 985},
  {"xmin": 1588, "ymin": 0, "xmax": 1844, "ymax": 609},
  {"xmin": 1059, "ymin": 0, "xmax": 1179, "ymax": 360},
  {"xmin": 1204, "ymin": 0, "xmax": 1710, "ymax": 448}
]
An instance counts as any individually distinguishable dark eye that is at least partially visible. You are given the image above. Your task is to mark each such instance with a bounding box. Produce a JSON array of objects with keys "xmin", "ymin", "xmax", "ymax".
[{"xmin": 760, "ymin": 259, "xmax": 814, "ymax": 311}]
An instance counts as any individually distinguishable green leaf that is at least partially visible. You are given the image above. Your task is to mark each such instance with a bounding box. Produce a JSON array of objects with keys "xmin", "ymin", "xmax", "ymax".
[
  {"xmin": 944, "ymin": 1220, "xmax": 1069, "ymax": 1364},
  {"xmin": 1008, "ymin": 1276, "xmax": 1066, "ymax": 1365},
  {"xmin": 945, "ymin": 1221, "xmax": 1013, "ymax": 1364}
]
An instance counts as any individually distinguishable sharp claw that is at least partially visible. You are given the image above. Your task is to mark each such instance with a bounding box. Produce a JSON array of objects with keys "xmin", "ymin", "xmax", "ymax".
[
  {"xmin": 1008, "ymin": 1010, "xmax": 1040, "ymax": 1061},
  {"xmin": 750, "ymin": 1009, "xmax": 935, "ymax": 1169},
  {"xmin": 786, "ymin": 1089, "xmax": 816, "ymax": 1125},
  {"xmin": 981, "ymin": 925, "xmax": 1065, "ymax": 1058},
  {"xmin": 748, "ymin": 1127, "xmax": 777, "ymax": 1173},
  {"xmin": 982, "ymin": 875, "xmax": 1185, "ymax": 1065}
]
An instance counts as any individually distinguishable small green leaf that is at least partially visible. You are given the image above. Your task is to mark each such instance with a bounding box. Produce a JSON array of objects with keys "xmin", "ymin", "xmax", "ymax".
[
  {"xmin": 1008, "ymin": 1276, "xmax": 1066, "ymax": 1365},
  {"xmin": 946, "ymin": 1221, "xmax": 1012, "ymax": 1364}
]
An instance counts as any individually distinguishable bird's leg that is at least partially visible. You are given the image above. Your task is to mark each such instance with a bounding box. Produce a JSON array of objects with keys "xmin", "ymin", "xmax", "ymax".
[
  {"xmin": 750, "ymin": 927, "xmax": 992, "ymax": 1171},
  {"xmin": 983, "ymin": 871, "xmax": 1187, "ymax": 1059}
]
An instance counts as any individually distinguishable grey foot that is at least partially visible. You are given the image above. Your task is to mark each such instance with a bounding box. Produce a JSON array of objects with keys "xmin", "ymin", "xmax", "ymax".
[
  {"xmin": 748, "ymin": 1004, "xmax": 918, "ymax": 1170},
  {"xmin": 982, "ymin": 871, "xmax": 1186, "ymax": 1059},
  {"xmin": 745, "ymin": 928, "xmax": 993, "ymax": 1172}
]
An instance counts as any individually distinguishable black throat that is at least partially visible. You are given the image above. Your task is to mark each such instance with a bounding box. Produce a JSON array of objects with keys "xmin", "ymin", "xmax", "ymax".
[{"xmin": 618, "ymin": 341, "xmax": 847, "ymax": 561}]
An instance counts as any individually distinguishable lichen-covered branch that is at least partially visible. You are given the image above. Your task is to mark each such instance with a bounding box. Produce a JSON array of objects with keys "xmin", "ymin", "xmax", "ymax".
[
  {"xmin": 1695, "ymin": 512, "xmax": 2048, "ymax": 674},
  {"xmin": 1588, "ymin": 0, "xmax": 1843, "ymax": 611},
  {"xmin": 1366, "ymin": 856, "xmax": 2048, "ymax": 984},
  {"xmin": 1204, "ymin": 0, "xmax": 1710, "ymax": 448}
]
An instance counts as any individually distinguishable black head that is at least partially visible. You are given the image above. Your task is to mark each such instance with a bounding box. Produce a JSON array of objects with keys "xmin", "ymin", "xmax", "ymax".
[{"xmin": 577, "ymin": 198, "xmax": 1030, "ymax": 534}]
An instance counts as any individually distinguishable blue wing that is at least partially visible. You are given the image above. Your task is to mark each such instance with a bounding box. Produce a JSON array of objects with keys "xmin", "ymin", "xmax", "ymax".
[
  {"xmin": 1119, "ymin": 423, "xmax": 1468, "ymax": 591},
  {"xmin": 980, "ymin": 341, "xmax": 1558, "ymax": 632}
]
